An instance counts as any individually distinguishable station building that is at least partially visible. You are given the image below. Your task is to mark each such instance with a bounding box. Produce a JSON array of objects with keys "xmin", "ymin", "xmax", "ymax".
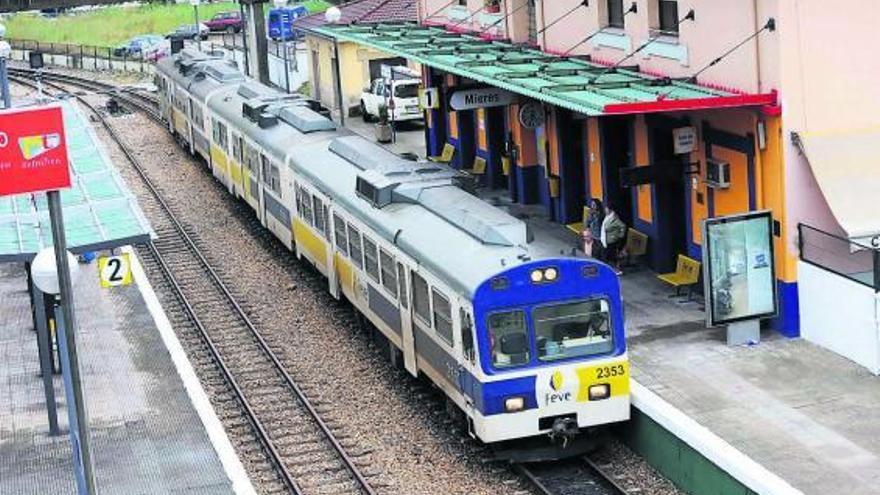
[
  {"xmin": 317, "ymin": 0, "xmax": 880, "ymax": 343},
  {"xmin": 300, "ymin": 0, "xmax": 418, "ymax": 118}
]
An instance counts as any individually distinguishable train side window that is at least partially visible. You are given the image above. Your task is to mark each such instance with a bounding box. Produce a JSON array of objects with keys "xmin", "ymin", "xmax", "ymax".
[
  {"xmin": 397, "ymin": 263, "xmax": 408, "ymax": 309},
  {"xmin": 270, "ymin": 164, "xmax": 281, "ymax": 194},
  {"xmin": 348, "ymin": 225, "xmax": 363, "ymax": 268},
  {"xmin": 412, "ymin": 272, "xmax": 431, "ymax": 325},
  {"xmin": 363, "ymin": 236, "xmax": 379, "ymax": 282},
  {"xmin": 300, "ymin": 187, "xmax": 313, "ymax": 225},
  {"xmin": 260, "ymin": 155, "xmax": 271, "ymax": 184},
  {"xmin": 333, "ymin": 214, "xmax": 348, "ymax": 255},
  {"xmin": 432, "ymin": 289, "xmax": 453, "ymax": 345},
  {"xmin": 232, "ymin": 135, "xmax": 242, "ymax": 162},
  {"xmin": 312, "ymin": 197, "xmax": 326, "ymax": 235},
  {"xmin": 460, "ymin": 309, "xmax": 475, "ymax": 364},
  {"xmin": 379, "ymin": 248, "xmax": 397, "ymax": 299}
]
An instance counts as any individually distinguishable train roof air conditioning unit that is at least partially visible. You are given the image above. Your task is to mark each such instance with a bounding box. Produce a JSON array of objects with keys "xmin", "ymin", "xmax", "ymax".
[{"xmin": 705, "ymin": 158, "xmax": 730, "ymax": 189}]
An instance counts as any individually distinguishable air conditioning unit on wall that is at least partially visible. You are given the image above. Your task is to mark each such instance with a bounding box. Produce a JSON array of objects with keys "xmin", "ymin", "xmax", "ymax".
[{"xmin": 706, "ymin": 158, "xmax": 731, "ymax": 189}]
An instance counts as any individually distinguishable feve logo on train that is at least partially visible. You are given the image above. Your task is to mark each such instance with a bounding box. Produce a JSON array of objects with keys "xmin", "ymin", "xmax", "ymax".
[{"xmin": 545, "ymin": 370, "xmax": 572, "ymax": 406}]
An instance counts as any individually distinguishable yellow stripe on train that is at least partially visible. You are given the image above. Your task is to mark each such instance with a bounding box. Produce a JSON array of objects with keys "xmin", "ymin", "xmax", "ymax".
[
  {"xmin": 575, "ymin": 360, "xmax": 630, "ymax": 401},
  {"xmin": 293, "ymin": 218, "xmax": 328, "ymax": 268}
]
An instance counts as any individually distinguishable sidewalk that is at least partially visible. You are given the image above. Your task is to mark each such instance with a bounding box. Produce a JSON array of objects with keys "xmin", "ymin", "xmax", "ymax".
[{"xmin": 0, "ymin": 258, "xmax": 252, "ymax": 494}]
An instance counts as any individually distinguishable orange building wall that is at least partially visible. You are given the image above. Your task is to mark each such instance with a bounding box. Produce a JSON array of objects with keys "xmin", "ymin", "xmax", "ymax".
[
  {"xmin": 634, "ymin": 115, "xmax": 653, "ymax": 223},
  {"xmin": 587, "ymin": 118, "xmax": 603, "ymax": 201}
]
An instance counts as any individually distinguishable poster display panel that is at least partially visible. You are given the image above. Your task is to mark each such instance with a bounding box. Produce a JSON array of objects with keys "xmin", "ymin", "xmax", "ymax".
[{"xmin": 702, "ymin": 211, "xmax": 778, "ymax": 326}]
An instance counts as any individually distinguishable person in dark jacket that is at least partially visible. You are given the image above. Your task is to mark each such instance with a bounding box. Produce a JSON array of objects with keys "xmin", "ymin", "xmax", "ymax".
[
  {"xmin": 600, "ymin": 202, "xmax": 627, "ymax": 274},
  {"xmin": 585, "ymin": 198, "xmax": 605, "ymax": 259}
]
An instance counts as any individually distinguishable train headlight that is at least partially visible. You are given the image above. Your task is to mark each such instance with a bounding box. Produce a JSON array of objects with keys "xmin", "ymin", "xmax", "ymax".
[
  {"xmin": 504, "ymin": 396, "xmax": 525, "ymax": 413},
  {"xmin": 530, "ymin": 267, "xmax": 559, "ymax": 284},
  {"xmin": 588, "ymin": 384, "xmax": 611, "ymax": 401}
]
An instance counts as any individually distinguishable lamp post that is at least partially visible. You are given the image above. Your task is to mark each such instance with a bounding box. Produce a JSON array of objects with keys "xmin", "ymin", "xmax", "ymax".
[
  {"xmin": 325, "ymin": 7, "xmax": 344, "ymax": 125},
  {"xmin": 274, "ymin": 0, "xmax": 290, "ymax": 92},
  {"xmin": 32, "ymin": 245, "xmax": 95, "ymax": 495},
  {"xmin": 0, "ymin": 23, "xmax": 12, "ymax": 109},
  {"xmin": 190, "ymin": 0, "xmax": 201, "ymax": 52}
]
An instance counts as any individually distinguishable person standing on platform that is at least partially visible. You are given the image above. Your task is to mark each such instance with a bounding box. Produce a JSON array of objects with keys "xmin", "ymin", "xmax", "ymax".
[
  {"xmin": 586, "ymin": 198, "xmax": 605, "ymax": 260},
  {"xmin": 601, "ymin": 202, "xmax": 626, "ymax": 275}
]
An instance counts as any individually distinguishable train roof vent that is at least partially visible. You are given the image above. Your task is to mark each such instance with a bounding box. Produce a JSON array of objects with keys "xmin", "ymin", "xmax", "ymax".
[
  {"xmin": 328, "ymin": 135, "xmax": 415, "ymax": 173},
  {"xmin": 258, "ymin": 113, "xmax": 278, "ymax": 129},
  {"xmin": 415, "ymin": 186, "xmax": 527, "ymax": 246},
  {"xmin": 278, "ymin": 106, "xmax": 336, "ymax": 133},
  {"xmin": 204, "ymin": 63, "xmax": 243, "ymax": 83},
  {"xmin": 242, "ymin": 100, "xmax": 269, "ymax": 122},
  {"xmin": 355, "ymin": 170, "xmax": 398, "ymax": 209},
  {"xmin": 237, "ymin": 83, "xmax": 266, "ymax": 99}
]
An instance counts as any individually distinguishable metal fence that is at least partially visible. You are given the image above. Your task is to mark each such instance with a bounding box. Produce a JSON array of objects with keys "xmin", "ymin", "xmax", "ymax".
[
  {"xmin": 8, "ymin": 38, "xmax": 153, "ymax": 73},
  {"xmin": 799, "ymin": 223, "xmax": 880, "ymax": 291}
]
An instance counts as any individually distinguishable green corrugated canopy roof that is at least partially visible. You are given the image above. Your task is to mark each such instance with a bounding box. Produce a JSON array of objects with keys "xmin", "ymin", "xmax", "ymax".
[
  {"xmin": 0, "ymin": 99, "xmax": 155, "ymax": 262},
  {"xmin": 315, "ymin": 23, "xmax": 777, "ymax": 116}
]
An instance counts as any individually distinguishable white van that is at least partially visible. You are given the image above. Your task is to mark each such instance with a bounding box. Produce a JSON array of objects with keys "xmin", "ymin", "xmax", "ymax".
[{"xmin": 360, "ymin": 66, "xmax": 422, "ymax": 123}]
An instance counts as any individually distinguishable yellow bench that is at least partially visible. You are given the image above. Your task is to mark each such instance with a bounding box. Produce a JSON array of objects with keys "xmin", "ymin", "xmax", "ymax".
[
  {"xmin": 566, "ymin": 205, "xmax": 591, "ymax": 234},
  {"xmin": 428, "ymin": 143, "xmax": 455, "ymax": 164},
  {"xmin": 463, "ymin": 156, "xmax": 487, "ymax": 175},
  {"xmin": 657, "ymin": 254, "xmax": 701, "ymax": 300},
  {"xmin": 622, "ymin": 228, "xmax": 649, "ymax": 266}
]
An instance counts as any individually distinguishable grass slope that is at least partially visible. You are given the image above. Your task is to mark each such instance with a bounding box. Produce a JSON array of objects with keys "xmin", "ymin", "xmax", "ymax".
[{"xmin": 6, "ymin": 0, "xmax": 331, "ymax": 46}]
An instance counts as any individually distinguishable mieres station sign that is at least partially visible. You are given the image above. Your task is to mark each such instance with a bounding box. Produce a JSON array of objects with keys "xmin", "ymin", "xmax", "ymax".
[{"xmin": 449, "ymin": 87, "xmax": 514, "ymax": 111}]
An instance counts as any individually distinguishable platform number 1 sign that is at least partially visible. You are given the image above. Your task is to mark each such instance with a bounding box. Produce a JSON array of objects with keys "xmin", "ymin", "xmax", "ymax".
[{"xmin": 98, "ymin": 253, "xmax": 133, "ymax": 288}]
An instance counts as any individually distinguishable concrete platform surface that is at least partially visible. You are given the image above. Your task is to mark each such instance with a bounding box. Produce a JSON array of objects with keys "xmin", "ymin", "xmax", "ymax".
[
  {"xmin": 0, "ymin": 260, "xmax": 240, "ymax": 494},
  {"xmin": 628, "ymin": 318, "xmax": 880, "ymax": 495}
]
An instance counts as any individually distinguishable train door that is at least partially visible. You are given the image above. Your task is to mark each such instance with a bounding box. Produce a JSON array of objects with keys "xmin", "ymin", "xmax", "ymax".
[
  {"xmin": 326, "ymin": 205, "xmax": 339, "ymax": 299},
  {"xmin": 456, "ymin": 305, "xmax": 477, "ymax": 436},
  {"xmin": 399, "ymin": 263, "xmax": 417, "ymax": 376}
]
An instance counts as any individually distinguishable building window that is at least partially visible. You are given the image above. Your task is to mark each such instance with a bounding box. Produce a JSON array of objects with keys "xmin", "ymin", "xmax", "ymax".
[
  {"xmin": 527, "ymin": 0, "xmax": 537, "ymax": 45},
  {"xmin": 607, "ymin": 0, "xmax": 625, "ymax": 28},
  {"xmin": 658, "ymin": 0, "xmax": 679, "ymax": 34}
]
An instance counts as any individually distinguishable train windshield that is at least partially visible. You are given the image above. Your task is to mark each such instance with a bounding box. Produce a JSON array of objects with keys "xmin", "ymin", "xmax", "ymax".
[
  {"xmin": 488, "ymin": 310, "xmax": 530, "ymax": 368},
  {"xmin": 534, "ymin": 300, "xmax": 613, "ymax": 362}
]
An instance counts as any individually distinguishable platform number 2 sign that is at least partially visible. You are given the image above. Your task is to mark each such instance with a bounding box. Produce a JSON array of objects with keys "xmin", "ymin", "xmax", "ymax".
[{"xmin": 99, "ymin": 253, "xmax": 133, "ymax": 288}]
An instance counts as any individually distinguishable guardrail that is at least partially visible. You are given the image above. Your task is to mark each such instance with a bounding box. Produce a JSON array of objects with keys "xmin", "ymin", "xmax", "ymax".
[
  {"xmin": 8, "ymin": 38, "xmax": 153, "ymax": 73},
  {"xmin": 798, "ymin": 223, "xmax": 880, "ymax": 291}
]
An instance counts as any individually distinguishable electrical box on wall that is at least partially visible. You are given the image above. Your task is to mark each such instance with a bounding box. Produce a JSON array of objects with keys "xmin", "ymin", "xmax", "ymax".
[{"xmin": 706, "ymin": 158, "xmax": 731, "ymax": 189}]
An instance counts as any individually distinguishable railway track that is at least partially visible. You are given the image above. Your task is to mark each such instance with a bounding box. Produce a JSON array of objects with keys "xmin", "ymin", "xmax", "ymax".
[
  {"xmin": 9, "ymin": 71, "xmax": 378, "ymax": 495},
  {"xmin": 8, "ymin": 66, "xmax": 161, "ymax": 121},
  {"xmin": 516, "ymin": 456, "xmax": 630, "ymax": 495}
]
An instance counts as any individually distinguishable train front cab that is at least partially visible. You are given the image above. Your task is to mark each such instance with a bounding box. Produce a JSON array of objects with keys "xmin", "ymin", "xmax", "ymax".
[{"xmin": 467, "ymin": 258, "xmax": 630, "ymax": 460}]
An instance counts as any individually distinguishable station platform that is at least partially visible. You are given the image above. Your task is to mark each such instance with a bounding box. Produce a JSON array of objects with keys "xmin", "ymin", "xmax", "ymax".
[{"xmin": 0, "ymin": 255, "xmax": 254, "ymax": 494}]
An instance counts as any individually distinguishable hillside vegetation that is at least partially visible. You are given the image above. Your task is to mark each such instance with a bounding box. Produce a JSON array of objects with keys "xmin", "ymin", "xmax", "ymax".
[{"xmin": 5, "ymin": 0, "xmax": 331, "ymax": 46}]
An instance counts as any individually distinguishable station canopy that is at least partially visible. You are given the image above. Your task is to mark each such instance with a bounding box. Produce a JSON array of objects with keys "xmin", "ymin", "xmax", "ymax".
[
  {"xmin": 0, "ymin": 99, "xmax": 154, "ymax": 262},
  {"xmin": 315, "ymin": 22, "xmax": 777, "ymax": 116}
]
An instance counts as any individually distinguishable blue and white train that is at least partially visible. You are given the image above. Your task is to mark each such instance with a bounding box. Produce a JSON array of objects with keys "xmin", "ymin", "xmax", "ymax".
[{"xmin": 154, "ymin": 48, "xmax": 630, "ymax": 460}]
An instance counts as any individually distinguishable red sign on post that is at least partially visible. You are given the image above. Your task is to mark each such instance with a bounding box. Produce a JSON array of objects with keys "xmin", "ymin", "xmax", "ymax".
[{"xmin": 0, "ymin": 105, "xmax": 71, "ymax": 196}]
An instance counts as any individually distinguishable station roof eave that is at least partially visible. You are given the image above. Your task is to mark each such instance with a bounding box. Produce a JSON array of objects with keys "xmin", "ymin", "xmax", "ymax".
[
  {"xmin": 0, "ymin": 99, "xmax": 155, "ymax": 263},
  {"xmin": 314, "ymin": 22, "xmax": 777, "ymax": 117}
]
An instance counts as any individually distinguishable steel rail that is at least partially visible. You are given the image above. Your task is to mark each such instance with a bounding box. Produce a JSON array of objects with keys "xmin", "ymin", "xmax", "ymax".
[{"xmin": 9, "ymin": 73, "xmax": 377, "ymax": 495}]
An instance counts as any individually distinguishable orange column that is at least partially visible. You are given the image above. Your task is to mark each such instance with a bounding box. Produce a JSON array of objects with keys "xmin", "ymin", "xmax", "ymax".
[
  {"xmin": 587, "ymin": 118, "xmax": 603, "ymax": 201},
  {"xmin": 634, "ymin": 115, "xmax": 653, "ymax": 223}
]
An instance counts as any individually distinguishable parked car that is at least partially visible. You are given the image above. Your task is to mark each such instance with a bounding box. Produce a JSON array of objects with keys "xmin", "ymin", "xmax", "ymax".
[
  {"xmin": 267, "ymin": 5, "xmax": 309, "ymax": 41},
  {"xmin": 113, "ymin": 35, "xmax": 164, "ymax": 58},
  {"xmin": 143, "ymin": 40, "xmax": 171, "ymax": 62},
  {"xmin": 203, "ymin": 11, "xmax": 242, "ymax": 33},
  {"xmin": 166, "ymin": 23, "xmax": 209, "ymax": 41},
  {"xmin": 360, "ymin": 67, "xmax": 422, "ymax": 123}
]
